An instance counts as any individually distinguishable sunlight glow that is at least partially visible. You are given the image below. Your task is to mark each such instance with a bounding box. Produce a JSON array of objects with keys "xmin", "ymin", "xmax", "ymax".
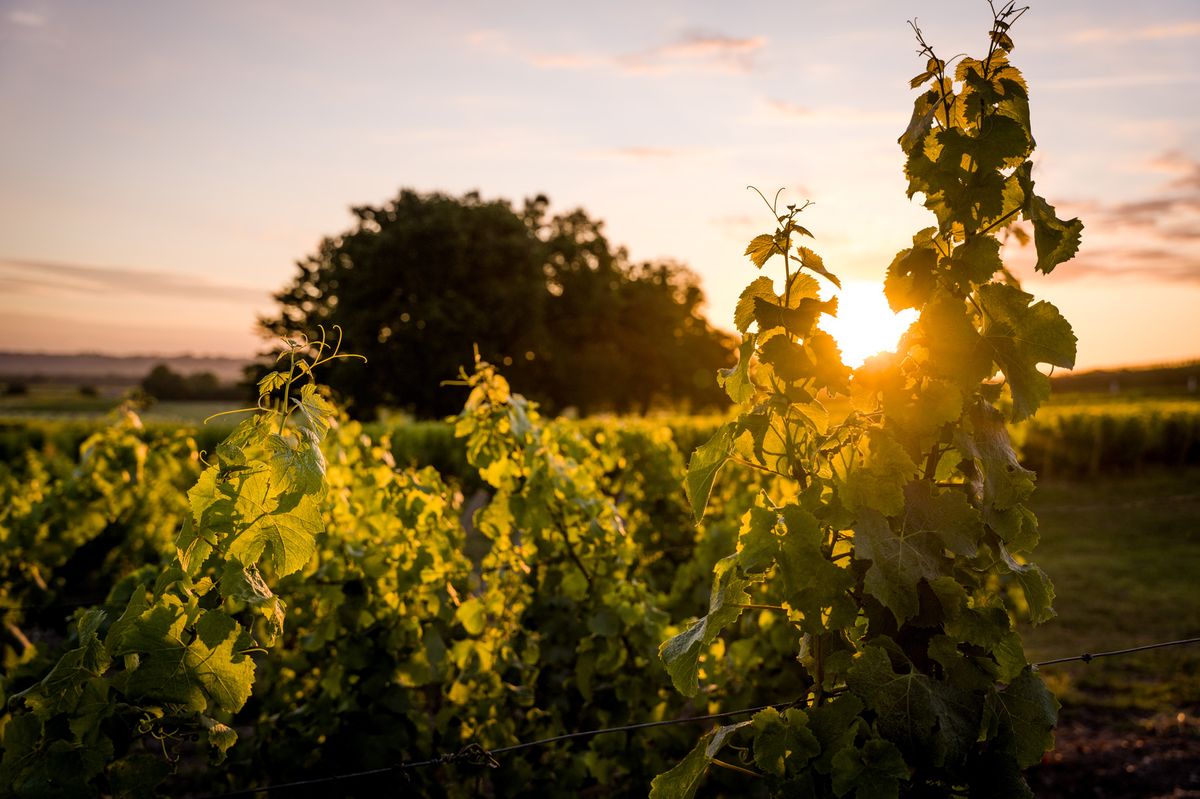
[{"xmin": 820, "ymin": 281, "xmax": 918, "ymax": 368}]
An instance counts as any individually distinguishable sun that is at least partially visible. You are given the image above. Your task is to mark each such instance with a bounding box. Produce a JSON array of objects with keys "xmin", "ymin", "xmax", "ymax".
[{"xmin": 819, "ymin": 280, "xmax": 918, "ymax": 368}]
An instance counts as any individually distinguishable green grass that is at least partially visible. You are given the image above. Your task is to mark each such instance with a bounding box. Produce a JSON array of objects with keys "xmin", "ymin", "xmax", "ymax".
[{"xmin": 1024, "ymin": 469, "xmax": 1200, "ymax": 711}]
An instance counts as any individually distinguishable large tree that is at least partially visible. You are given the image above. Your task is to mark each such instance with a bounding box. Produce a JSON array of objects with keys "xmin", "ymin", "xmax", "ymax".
[{"xmin": 261, "ymin": 189, "xmax": 733, "ymax": 418}]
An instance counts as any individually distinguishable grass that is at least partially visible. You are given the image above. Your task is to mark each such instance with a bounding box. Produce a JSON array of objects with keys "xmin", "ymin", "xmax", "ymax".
[{"xmin": 1024, "ymin": 469, "xmax": 1200, "ymax": 711}]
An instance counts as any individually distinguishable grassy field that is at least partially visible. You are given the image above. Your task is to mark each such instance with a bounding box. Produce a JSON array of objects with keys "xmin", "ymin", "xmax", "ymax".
[{"xmin": 1024, "ymin": 469, "xmax": 1200, "ymax": 795}]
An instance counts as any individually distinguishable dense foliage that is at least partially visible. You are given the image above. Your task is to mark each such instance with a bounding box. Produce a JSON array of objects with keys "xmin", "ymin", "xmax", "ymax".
[
  {"xmin": 0, "ymin": 5, "xmax": 1090, "ymax": 797},
  {"xmin": 653, "ymin": 5, "xmax": 1080, "ymax": 796},
  {"xmin": 261, "ymin": 190, "xmax": 734, "ymax": 418}
]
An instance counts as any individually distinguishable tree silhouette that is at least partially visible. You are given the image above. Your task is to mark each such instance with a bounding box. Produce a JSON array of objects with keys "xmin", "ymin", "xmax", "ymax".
[{"xmin": 261, "ymin": 189, "xmax": 734, "ymax": 418}]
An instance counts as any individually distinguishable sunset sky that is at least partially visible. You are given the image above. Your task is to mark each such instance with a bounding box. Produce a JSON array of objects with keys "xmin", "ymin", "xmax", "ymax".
[{"xmin": 2, "ymin": 0, "xmax": 1198, "ymax": 370}]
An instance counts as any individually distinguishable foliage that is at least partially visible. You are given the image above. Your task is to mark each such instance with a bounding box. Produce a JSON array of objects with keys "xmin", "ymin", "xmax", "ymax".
[
  {"xmin": 658, "ymin": 5, "xmax": 1080, "ymax": 796},
  {"xmin": 140, "ymin": 364, "xmax": 241, "ymax": 402},
  {"xmin": 260, "ymin": 189, "xmax": 734, "ymax": 418},
  {"xmin": 1, "ymin": 333, "xmax": 353, "ymax": 796}
]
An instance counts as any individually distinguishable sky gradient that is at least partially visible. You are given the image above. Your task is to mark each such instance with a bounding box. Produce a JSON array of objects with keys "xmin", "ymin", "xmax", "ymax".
[{"xmin": 2, "ymin": 0, "xmax": 1198, "ymax": 369}]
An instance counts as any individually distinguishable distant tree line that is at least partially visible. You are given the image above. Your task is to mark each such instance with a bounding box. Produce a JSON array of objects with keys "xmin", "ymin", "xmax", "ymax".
[
  {"xmin": 260, "ymin": 190, "xmax": 736, "ymax": 418},
  {"xmin": 140, "ymin": 365, "xmax": 242, "ymax": 401}
]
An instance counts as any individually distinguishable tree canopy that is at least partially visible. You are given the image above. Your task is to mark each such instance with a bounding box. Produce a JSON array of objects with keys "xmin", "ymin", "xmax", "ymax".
[{"xmin": 261, "ymin": 190, "xmax": 734, "ymax": 418}]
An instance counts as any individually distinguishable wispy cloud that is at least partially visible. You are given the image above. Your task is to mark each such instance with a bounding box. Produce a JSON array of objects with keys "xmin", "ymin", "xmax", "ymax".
[
  {"xmin": 1069, "ymin": 21, "xmax": 1200, "ymax": 44},
  {"xmin": 467, "ymin": 29, "xmax": 766, "ymax": 76},
  {"xmin": 1035, "ymin": 152, "xmax": 1200, "ymax": 283},
  {"xmin": 1042, "ymin": 74, "xmax": 1200, "ymax": 91},
  {"xmin": 0, "ymin": 259, "xmax": 270, "ymax": 303},
  {"xmin": 755, "ymin": 98, "xmax": 897, "ymax": 126},
  {"xmin": 7, "ymin": 9, "xmax": 46, "ymax": 28},
  {"xmin": 593, "ymin": 146, "xmax": 680, "ymax": 160}
]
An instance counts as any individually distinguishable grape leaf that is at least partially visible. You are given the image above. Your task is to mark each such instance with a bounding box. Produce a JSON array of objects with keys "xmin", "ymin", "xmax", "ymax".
[
  {"xmin": 1016, "ymin": 162, "xmax": 1083, "ymax": 274},
  {"xmin": 228, "ymin": 470, "xmax": 322, "ymax": 576},
  {"xmin": 854, "ymin": 508, "xmax": 947, "ymax": 624},
  {"xmin": 114, "ymin": 604, "xmax": 255, "ymax": 714},
  {"xmin": 735, "ymin": 276, "xmax": 776, "ymax": 333},
  {"xmin": 751, "ymin": 707, "xmax": 820, "ymax": 776},
  {"xmin": 718, "ymin": 336, "xmax": 756, "ymax": 403},
  {"xmin": 978, "ymin": 282, "xmax": 1076, "ymax": 421},
  {"xmin": 745, "ymin": 233, "xmax": 785, "ymax": 268},
  {"xmin": 831, "ymin": 738, "xmax": 909, "ymax": 799},
  {"xmin": 684, "ymin": 422, "xmax": 736, "ymax": 521},
  {"xmin": 847, "ymin": 645, "xmax": 980, "ymax": 768},
  {"xmin": 983, "ymin": 667, "xmax": 1058, "ymax": 767},
  {"xmin": 842, "ymin": 429, "xmax": 918, "ymax": 517},
  {"xmin": 794, "ymin": 246, "xmax": 841, "ymax": 288},
  {"xmin": 884, "ymin": 229, "xmax": 939, "ymax": 312},
  {"xmin": 650, "ymin": 721, "xmax": 750, "ymax": 799},
  {"xmin": 659, "ymin": 555, "xmax": 752, "ymax": 696},
  {"xmin": 777, "ymin": 504, "xmax": 855, "ymax": 633},
  {"xmin": 957, "ymin": 401, "xmax": 1036, "ymax": 511}
]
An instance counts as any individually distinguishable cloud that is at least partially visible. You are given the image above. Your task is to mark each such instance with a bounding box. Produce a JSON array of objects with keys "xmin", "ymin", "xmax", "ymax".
[
  {"xmin": 0, "ymin": 258, "xmax": 271, "ymax": 304},
  {"xmin": 466, "ymin": 29, "xmax": 766, "ymax": 76},
  {"xmin": 1069, "ymin": 21, "xmax": 1200, "ymax": 44},
  {"xmin": 7, "ymin": 9, "xmax": 45, "ymax": 27},
  {"xmin": 594, "ymin": 146, "xmax": 679, "ymax": 160},
  {"xmin": 1041, "ymin": 73, "xmax": 1200, "ymax": 91},
  {"xmin": 1030, "ymin": 152, "xmax": 1200, "ymax": 283},
  {"xmin": 756, "ymin": 98, "xmax": 896, "ymax": 126}
]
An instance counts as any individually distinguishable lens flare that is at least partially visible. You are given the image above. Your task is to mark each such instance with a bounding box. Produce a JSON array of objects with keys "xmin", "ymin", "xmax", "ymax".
[{"xmin": 820, "ymin": 281, "xmax": 918, "ymax": 368}]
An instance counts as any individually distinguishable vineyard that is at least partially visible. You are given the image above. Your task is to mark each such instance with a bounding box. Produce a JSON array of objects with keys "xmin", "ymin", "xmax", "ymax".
[{"xmin": 2, "ymin": 5, "xmax": 1198, "ymax": 798}]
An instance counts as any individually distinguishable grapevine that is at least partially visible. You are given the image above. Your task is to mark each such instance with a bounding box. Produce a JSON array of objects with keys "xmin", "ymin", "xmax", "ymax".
[{"xmin": 655, "ymin": 4, "xmax": 1081, "ymax": 797}]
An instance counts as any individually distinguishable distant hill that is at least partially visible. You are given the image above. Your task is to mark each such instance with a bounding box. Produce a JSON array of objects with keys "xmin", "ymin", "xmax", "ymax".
[
  {"xmin": 0, "ymin": 351, "xmax": 253, "ymax": 386},
  {"xmin": 1050, "ymin": 360, "xmax": 1200, "ymax": 396}
]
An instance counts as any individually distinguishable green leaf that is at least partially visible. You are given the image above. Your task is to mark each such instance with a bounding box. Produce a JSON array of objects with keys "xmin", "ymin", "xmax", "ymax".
[
  {"xmin": 754, "ymin": 295, "xmax": 837, "ymax": 337},
  {"xmin": 831, "ymin": 737, "xmax": 909, "ymax": 799},
  {"xmin": 456, "ymin": 597, "xmax": 487, "ymax": 635},
  {"xmin": 950, "ymin": 236, "xmax": 1003, "ymax": 288},
  {"xmin": 998, "ymin": 542, "xmax": 1056, "ymax": 624},
  {"xmin": 201, "ymin": 715, "xmax": 239, "ymax": 762},
  {"xmin": 745, "ymin": 233, "xmax": 784, "ymax": 268},
  {"xmin": 718, "ymin": 336, "xmax": 756, "ymax": 403},
  {"xmin": 796, "ymin": 246, "xmax": 841, "ymax": 288},
  {"xmin": 760, "ymin": 335, "xmax": 814, "ymax": 384},
  {"xmin": 957, "ymin": 401, "xmax": 1036, "ymax": 511},
  {"xmin": 899, "ymin": 89, "xmax": 939, "ymax": 154},
  {"xmin": 1017, "ymin": 162, "xmax": 1083, "ymax": 274},
  {"xmin": 842, "ymin": 430, "xmax": 917, "ymax": 517},
  {"xmin": 650, "ymin": 721, "xmax": 750, "ymax": 799},
  {"xmin": 257, "ymin": 370, "xmax": 288, "ymax": 397},
  {"xmin": 228, "ymin": 470, "xmax": 322, "ymax": 576},
  {"xmin": 902, "ymin": 481, "xmax": 983, "ymax": 558},
  {"xmin": 752, "ymin": 707, "xmax": 820, "ymax": 776},
  {"xmin": 735, "ymin": 276, "xmax": 777, "ymax": 333},
  {"xmin": 659, "ymin": 555, "xmax": 752, "ymax": 696},
  {"xmin": 978, "ymin": 282, "xmax": 1076, "ymax": 420},
  {"xmin": 114, "ymin": 604, "xmax": 255, "ymax": 714},
  {"xmin": 736, "ymin": 498, "xmax": 779, "ymax": 574},
  {"xmin": 808, "ymin": 694, "xmax": 865, "ymax": 774},
  {"xmin": 221, "ymin": 560, "xmax": 286, "ymax": 639},
  {"xmin": 18, "ymin": 609, "xmax": 111, "ymax": 719},
  {"xmin": 911, "ymin": 290, "xmax": 991, "ymax": 389},
  {"xmin": 292, "ymin": 383, "xmax": 336, "ymax": 441},
  {"xmin": 884, "ymin": 229, "xmax": 939, "ymax": 312},
  {"xmin": 265, "ymin": 432, "xmax": 326, "ymax": 496},
  {"xmin": 685, "ymin": 422, "xmax": 736, "ymax": 521},
  {"xmin": 846, "ymin": 645, "xmax": 980, "ymax": 768},
  {"xmin": 854, "ymin": 508, "xmax": 947, "ymax": 624},
  {"xmin": 777, "ymin": 504, "xmax": 855, "ymax": 634},
  {"xmin": 983, "ymin": 667, "xmax": 1058, "ymax": 767}
]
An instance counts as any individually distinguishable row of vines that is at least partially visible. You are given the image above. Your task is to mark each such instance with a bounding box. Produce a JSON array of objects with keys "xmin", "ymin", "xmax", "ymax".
[{"xmin": 3, "ymin": 6, "xmax": 1088, "ymax": 797}]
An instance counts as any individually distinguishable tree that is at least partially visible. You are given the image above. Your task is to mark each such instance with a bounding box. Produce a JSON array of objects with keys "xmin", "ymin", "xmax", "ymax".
[{"xmin": 261, "ymin": 189, "xmax": 734, "ymax": 418}]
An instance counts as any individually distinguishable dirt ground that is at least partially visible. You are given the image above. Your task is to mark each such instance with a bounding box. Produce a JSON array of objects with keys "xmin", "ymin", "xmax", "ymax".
[{"xmin": 1026, "ymin": 704, "xmax": 1200, "ymax": 798}]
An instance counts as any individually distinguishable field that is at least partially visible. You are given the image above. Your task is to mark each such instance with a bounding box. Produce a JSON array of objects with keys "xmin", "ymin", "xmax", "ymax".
[{"xmin": 1, "ymin": 387, "xmax": 1197, "ymax": 796}]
